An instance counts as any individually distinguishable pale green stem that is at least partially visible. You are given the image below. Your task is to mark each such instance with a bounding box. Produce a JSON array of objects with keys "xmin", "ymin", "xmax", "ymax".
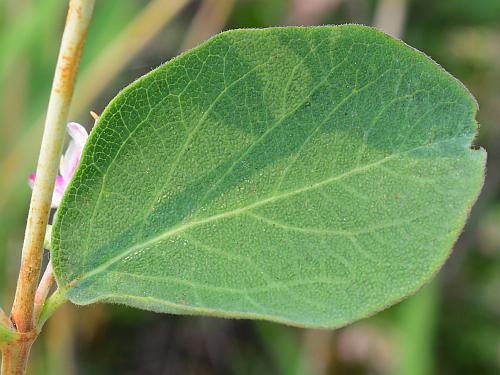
[
  {"xmin": 11, "ymin": 0, "xmax": 94, "ymax": 334},
  {"xmin": 2, "ymin": 1, "xmax": 94, "ymax": 374}
]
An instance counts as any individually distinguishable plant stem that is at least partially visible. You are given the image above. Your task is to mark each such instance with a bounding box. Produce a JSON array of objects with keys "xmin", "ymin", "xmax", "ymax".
[
  {"xmin": 11, "ymin": 0, "xmax": 94, "ymax": 333},
  {"xmin": 2, "ymin": 1, "xmax": 94, "ymax": 374},
  {"xmin": 1, "ymin": 345, "xmax": 31, "ymax": 375},
  {"xmin": 33, "ymin": 262, "xmax": 55, "ymax": 321}
]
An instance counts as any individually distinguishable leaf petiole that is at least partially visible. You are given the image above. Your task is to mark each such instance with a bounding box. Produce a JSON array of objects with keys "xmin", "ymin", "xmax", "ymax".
[
  {"xmin": 36, "ymin": 288, "xmax": 68, "ymax": 332},
  {"xmin": 0, "ymin": 308, "xmax": 18, "ymax": 348}
]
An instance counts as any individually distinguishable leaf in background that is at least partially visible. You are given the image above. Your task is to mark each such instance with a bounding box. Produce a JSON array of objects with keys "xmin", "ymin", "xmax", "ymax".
[{"xmin": 52, "ymin": 26, "xmax": 485, "ymax": 328}]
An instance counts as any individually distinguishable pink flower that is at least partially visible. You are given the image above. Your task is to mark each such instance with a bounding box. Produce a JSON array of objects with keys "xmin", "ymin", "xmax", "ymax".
[{"xmin": 29, "ymin": 122, "xmax": 89, "ymax": 208}]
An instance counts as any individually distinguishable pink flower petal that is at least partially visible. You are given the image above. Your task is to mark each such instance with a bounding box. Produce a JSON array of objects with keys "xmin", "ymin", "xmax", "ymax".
[
  {"xmin": 60, "ymin": 122, "xmax": 88, "ymax": 181},
  {"xmin": 51, "ymin": 175, "xmax": 67, "ymax": 208},
  {"xmin": 28, "ymin": 173, "xmax": 36, "ymax": 189},
  {"xmin": 67, "ymin": 122, "xmax": 88, "ymax": 147},
  {"xmin": 28, "ymin": 122, "xmax": 88, "ymax": 208},
  {"xmin": 60, "ymin": 142, "xmax": 82, "ymax": 181}
]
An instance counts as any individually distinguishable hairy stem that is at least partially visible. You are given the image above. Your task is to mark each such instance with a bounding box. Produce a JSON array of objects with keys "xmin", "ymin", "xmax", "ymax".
[{"xmin": 2, "ymin": 1, "xmax": 94, "ymax": 374}]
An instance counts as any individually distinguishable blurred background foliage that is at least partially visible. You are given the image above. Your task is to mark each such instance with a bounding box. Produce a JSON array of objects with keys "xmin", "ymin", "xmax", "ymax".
[{"xmin": 0, "ymin": 0, "xmax": 498, "ymax": 374}]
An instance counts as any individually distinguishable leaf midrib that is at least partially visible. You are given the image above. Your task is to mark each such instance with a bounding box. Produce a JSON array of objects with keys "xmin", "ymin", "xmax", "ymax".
[{"xmin": 66, "ymin": 136, "xmax": 467, "ymax": 290}]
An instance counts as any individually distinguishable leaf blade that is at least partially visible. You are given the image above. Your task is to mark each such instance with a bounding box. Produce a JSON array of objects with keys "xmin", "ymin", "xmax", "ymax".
[{"xmin": 52, "ymin": 25, "xmax": 485, "ymax": 328}]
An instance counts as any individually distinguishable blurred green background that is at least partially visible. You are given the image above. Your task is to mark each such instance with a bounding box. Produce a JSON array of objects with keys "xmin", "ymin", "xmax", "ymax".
[{"xmin": 0, "ymin": 0, "xmax": 498, "ymax": 374}]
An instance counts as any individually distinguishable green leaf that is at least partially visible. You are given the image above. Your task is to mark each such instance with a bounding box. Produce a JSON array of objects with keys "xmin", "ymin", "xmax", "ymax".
[
  {"xmin": 0, "ymin": 329, "xmax": 16, "ymax": 347},
  {"xmin": 52, "ymin": 25, "xmax": 485, "ymax": 328},
  {"xmin": 0, "ymin": 315, "xmax": 17, "ymax": 347}
]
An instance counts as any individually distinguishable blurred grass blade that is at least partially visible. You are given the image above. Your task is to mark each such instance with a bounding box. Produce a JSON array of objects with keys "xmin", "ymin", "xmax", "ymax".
[
  {"xmin": 395, "ymin": 284, "xmax": 439, "ymax": 375},
  {"xmin": 0, "ymin": 0, "xmax": 191, "ymax": 212},
  {"xmin": 70, "ymin": 0, "xmax": 191, "ymax": 118},
  {"xmin": 180, "ymin": 0, "xmax": 235, "ymax": 52},
  {"xmin": 373, "ymin": 0, "xmax": 408, "ymax": 38},
  {"xmin": 0, "ymin": 0, "xmax": 63, "ymax": 83},
  {"xmin": 255, "ymin": 322, "xmax": 307, "ymax": 375}
]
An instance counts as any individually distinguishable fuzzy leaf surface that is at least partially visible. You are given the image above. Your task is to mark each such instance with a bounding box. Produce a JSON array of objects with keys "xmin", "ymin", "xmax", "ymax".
[{"xmin": 52, "ymin": 26, "xmax": 485, "ymax": 328}]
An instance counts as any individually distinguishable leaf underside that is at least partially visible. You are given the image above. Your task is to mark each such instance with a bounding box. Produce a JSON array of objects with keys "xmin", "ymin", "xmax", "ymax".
[{"xmin": 52, "ymin": 25, "xmax": 485, "ymax": 328}]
